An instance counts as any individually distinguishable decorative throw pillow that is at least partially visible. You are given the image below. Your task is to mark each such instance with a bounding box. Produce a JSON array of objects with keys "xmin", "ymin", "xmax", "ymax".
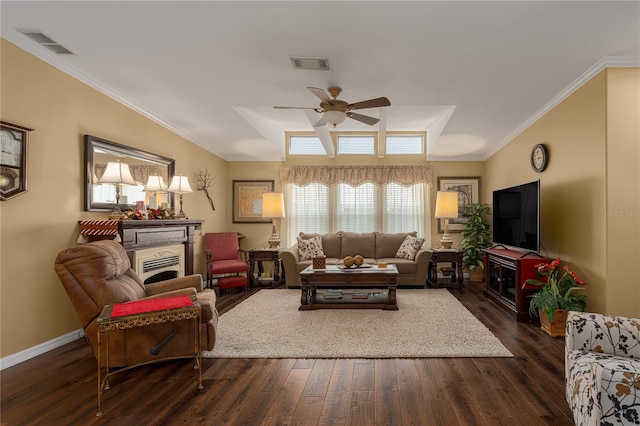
[
  {"xmin": 395, "ymin": 235, "xmax": 425, "ymax": 261},
  {"xmin": 297, "ymin": 236, "xmax": 325, "ymax": 261}
]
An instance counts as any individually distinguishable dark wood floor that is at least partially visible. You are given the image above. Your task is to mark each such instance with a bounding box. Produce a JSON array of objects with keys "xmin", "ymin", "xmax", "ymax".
[{"xmin": 0, "ymin": 282, "xmax": 574, "ymax": 425}]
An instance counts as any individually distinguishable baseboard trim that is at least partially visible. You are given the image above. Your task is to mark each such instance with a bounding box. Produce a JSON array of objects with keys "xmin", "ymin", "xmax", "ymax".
[{"xmin": 0, "ymin": 329, "xmax": 84, "ymax": 371}]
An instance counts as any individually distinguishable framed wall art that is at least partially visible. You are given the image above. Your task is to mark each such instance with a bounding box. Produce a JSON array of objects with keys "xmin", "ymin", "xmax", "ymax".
[
  {"xmin": 232, "ymin": 180, "xmax": 275, "ymax": 223},
  {"xmin": 437, "ymin": 176, "xmax": 481, "ymax": 233},
  {"xmin": 1, "ymin": 120, "xmax": 33, "ymax": 201}
]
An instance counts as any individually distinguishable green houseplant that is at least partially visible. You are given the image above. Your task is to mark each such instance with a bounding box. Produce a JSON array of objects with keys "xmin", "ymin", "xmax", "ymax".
[{"xmin": 460, "ymin": 203, "xmax": 492, "ymax": 281}]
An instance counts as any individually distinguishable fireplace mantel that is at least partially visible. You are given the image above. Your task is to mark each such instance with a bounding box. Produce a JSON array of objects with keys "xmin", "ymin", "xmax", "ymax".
[{"xmin": 78, "ymin": 219, "xmax": 203, "ymax": 275}]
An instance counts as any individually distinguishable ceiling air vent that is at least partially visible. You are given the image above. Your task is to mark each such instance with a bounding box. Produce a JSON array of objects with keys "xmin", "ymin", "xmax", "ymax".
[
  {"xmin": 290, "ymin": 57, "xmax": 329, "ymax": 70},
  {"xmin": 17, "ymin": 29, "xmax": 74, "ymax": 55}
]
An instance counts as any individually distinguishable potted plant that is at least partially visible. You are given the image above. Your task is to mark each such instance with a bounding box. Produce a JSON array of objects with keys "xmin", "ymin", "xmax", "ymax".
[
  {"xmin": 525, "ymin": 258, "xmax": 587, "ymax": 336},
  {"xmin": 460, "ymin": 203, "xmax": 492, "ymax": 282}
]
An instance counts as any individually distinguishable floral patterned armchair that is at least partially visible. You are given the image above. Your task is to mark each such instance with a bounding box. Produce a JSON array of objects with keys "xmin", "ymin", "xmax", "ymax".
[{"xmin": 565, "ymin": 311, "xmax": 640, "ymax": 425}]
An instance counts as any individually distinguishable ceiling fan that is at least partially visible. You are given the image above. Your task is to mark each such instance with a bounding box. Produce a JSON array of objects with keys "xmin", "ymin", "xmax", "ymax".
[{"xmin": 274, "ymin": 87, "xmax": 391, "ymax": 127}]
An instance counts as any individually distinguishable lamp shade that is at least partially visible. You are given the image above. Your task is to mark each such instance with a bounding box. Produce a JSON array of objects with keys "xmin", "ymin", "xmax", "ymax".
[
  {"xmin": 262, "ymin": 192, "xmax": 285, "ymax": 218},
  {"xmin": 97, "ymin": 161, "xmax": 136, "ymax": 185},
  {"xmin": 167, "ymin": 175, "xmax": 193, "ymax": 193},
  {"xmin": 143, "ymin": 175, "xmax": 167, "ymax": 192},
  {"xmin": 434, "ymin": 191, "xmax": 459, "ymax": 219},
  {"xmin": 323, "ymin": 110, "xmax": 347, "ymax": 126}
]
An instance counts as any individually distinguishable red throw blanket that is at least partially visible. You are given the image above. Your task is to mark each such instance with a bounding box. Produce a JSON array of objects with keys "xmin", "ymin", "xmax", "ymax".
[{"xmin": 111, "ymin": 295, "xmax": 193, "ymax": 317}]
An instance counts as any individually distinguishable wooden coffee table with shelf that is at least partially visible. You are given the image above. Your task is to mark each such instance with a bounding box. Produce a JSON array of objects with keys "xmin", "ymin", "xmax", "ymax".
[{"xmin": 299, "ymin": 264, "xmax": 399, "ymax": 310}]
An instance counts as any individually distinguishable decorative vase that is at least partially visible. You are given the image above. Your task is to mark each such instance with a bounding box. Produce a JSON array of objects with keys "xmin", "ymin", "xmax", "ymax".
[
  {"xmin": 469, "ymin": 268, "xmax": 484, "ymax": 282},
  {"xmin": 539, "ymin": 309, "xmax": 568, "ymax": 337}
]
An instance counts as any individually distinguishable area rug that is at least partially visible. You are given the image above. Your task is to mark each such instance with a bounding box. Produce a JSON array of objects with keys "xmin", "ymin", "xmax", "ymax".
[{"xmin": 203, "ymin": 289, "xmax": 513, "ymax": 358}]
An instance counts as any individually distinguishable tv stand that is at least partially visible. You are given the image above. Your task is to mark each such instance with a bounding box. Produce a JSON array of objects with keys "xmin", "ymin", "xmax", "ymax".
[{"xmin": 483, "ymin": 247, "xmax": 550, "ymax": 322}]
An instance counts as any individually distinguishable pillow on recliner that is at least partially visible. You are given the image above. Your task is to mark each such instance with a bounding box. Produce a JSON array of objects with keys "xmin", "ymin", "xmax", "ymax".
[
  {"xmin": 396, "ymin": 235, "xmax": 424, "ymax": 260},
  {"xmin": 297, "ymin": 236, "xmax": 324, "ymax": 260}
]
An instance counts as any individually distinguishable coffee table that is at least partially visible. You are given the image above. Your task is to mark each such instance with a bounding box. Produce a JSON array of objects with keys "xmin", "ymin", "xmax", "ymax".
[{"xmin": 299, "ymin": 264, "xmax": 399, "ymax": 310}]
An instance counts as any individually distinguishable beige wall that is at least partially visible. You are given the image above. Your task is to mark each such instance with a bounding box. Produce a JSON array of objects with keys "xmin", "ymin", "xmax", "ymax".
[
  {"xmin": 605, "ymin": 68, "xmax": 640, "ymax": 316},
  {"xmin": 0, "ymin": 39, "xmax": 228, "ymax": 357},
  {"xmin": 486, "ymin": 69, "xmax": 640, "ymax": 317}
]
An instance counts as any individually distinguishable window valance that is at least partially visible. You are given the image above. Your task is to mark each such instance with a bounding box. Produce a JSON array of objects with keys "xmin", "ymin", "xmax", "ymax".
[{"xmin": 280, "ymin": 165, "xmax": 433, "ymax": 187}]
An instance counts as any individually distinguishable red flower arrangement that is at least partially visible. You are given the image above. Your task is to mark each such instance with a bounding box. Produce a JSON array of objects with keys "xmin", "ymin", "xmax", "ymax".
[{"xmin": 525, "ymin": 258, "xmax": 587, "ymax": 321}]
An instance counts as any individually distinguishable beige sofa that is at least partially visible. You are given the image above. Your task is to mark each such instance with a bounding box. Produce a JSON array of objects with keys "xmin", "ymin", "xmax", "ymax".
[{"xmin": 281, "ymin": 231, "xmax": 431, "ymax": 288}]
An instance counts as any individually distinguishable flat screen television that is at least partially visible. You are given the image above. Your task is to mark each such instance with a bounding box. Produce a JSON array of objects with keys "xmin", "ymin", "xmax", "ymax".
[{"xmin": 492, "ymin": 180, "xmax": 540, "ymax": 253}]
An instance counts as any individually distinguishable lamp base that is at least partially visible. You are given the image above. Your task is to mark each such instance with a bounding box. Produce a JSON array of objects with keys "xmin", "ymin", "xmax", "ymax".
[
  {"xmin": 267, "ymin": 238, "xmax": 280, "ymax": 249},
  {"xmin": 440, "ymin": 219, "xmax": 454, "ymax": 249},
  {"xmin": 440, "ymin": 239, "xmax": 453, "ymax": 249},
  {"xmin": 108, "ymin": 206, "xmax": 128, "ymax": 220},
  {"xmin": 108, "ymin": 211, "xmax": 128, "ymax": 220},
  {"xmin": 440, "ymin": 226, "xmax": 453, "ymax": 249},
  {"xmin": 267, "ymin": 219, "xmax": 280, "ymax": 248}
]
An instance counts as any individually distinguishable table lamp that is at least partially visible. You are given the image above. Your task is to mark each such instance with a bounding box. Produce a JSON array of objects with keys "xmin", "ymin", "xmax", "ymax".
[
  {"xmin": 434, "ymin": 191, "xmax": 459, "ymax": 249},
  {"xmin": 97, "ymin": 160, "xmax": 136, "ymax": 219},
  {"xmin": 167, "ymin": 174, "xmax": 193, "ymax": 218},
  {"xmin": 143, "ymin": 175, "xmax": 167, "ymax": 209},
  {"xmin": 262, "ymin": 192, "xmax": 285, "ymax": 248}
]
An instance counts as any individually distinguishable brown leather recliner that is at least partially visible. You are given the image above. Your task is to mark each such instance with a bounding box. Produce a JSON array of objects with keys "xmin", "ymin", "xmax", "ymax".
[{"xmin": 54, "ymin": 240, "xmax": 218, "ymax": 367}]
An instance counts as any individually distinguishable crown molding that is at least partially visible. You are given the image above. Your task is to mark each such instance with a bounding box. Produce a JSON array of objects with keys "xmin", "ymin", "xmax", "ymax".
[{"xmin": 488, "ymin": 56, "xmax": 640, "ymax": 159}]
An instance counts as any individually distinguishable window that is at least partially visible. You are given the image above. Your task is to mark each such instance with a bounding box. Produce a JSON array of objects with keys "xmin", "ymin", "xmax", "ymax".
[
  {"xmin": 383, "ymin": 182, "xmax": 426, "ymax": 233},
  {"xmin": 285, "ymin": 183, "xmax": 329, "ymax": 236},
  {"xmin": 337, "ymin": 135, "xmax": 375, "ymax": 155},
  {"xmin": 284, "ymin": 181, "xmax": 428, "ymax": 246},
  {"xmin": 386, "ymin": 134, "xmax": 424, "ymax": 155},
  {"xmin": 336, "ymin": 183, "xmax": 377, "ymax": 232},
  {"xmin": 289, "ymin": 136, "xmax": 326, "ymax": 155}
]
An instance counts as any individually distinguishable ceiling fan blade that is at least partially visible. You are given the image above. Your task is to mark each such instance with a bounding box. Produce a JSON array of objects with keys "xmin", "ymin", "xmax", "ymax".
[
  {"xmin": 348, "ymin": 97, "xmax": 391, "ymax": 110},
  {"xmin": 347, "ymin": 112, "xmax": 380, "ymax": 125},
  {"xmin": 307, "ymin": 87, "xmax": 331, "ymax": 102},
  {"xmin": 313, "ymin": 117, "xmax": 327, "ymax": 127},
  {"xmin": 273, "ymin": 106, "xmax": 318, "ymax": 110}
]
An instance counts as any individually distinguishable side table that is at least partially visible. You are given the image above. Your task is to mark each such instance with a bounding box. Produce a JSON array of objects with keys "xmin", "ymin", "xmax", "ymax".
[
  {"xmin": 427, "ymin": 248, "xmax": 464, "ymax": 289},
  {"xmin": 248, "ymin": 248, "xmax": 285, "ymax": 287},
  {"xmin": 95, "ymin": 294, "xmax": 202, "ymax": 416}
]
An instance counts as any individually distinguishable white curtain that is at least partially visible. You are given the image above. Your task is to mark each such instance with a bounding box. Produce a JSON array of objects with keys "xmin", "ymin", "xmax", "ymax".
[{"xmin": 282, "ymin": 181, "xmax": 431, "ymax": 248}]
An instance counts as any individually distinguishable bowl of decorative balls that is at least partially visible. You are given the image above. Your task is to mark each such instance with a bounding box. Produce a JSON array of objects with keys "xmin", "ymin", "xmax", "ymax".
[{"xmin": 338, "ymin": 255, "xmax": 371, "ymax": 269}]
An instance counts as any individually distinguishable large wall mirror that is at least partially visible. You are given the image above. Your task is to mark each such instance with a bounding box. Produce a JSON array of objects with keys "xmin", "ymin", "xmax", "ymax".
[{"xmin": 84, "ymin": 135, "xmax": 175, "ymax": 212}]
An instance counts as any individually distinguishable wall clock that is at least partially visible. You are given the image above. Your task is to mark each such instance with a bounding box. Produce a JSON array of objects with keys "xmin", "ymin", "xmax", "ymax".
[
  {"xmin": 530, "ymin": 143, "xmax": 548, "ymax": 173},
  {"xmin": 1, "ymin": 120, "xmax": 33, "ymax": 200}
]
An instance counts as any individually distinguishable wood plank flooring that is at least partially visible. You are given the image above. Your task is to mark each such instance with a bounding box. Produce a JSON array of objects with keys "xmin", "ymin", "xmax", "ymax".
[{"xmin": 0, "ymin": 282, "xmax": 574, "ymax": 425}]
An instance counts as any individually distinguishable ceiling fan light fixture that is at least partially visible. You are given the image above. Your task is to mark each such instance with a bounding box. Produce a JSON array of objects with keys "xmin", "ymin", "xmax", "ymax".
[{"xmin": 323, "ymin": 110, "xmax": 347, "ymax": 126}]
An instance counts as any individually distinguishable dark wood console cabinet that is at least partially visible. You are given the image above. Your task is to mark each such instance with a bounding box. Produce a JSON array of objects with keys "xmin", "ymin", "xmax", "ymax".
[{"xmin": 483, "ymin": 247, "xmax": 550, "ymax": 322}]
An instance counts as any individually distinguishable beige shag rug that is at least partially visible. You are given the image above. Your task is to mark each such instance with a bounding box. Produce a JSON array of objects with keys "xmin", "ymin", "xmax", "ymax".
[{"xmin": 203, "ymin": 289, "xmax": 513, "ymax": 358}]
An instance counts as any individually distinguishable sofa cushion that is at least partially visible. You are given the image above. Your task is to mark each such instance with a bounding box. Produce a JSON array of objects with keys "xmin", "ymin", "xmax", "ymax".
[
  {"xmin": 299, "ymin": 232, "xmax": 342, "ymax": 258},
  {"xmin": 396, "ymin": 235, "xmax": 425, "ymax": 260},
  {"xmin": 375, "ymin": 231, "xmax": 417, "ymax": 258},
  {"xmin": 297, "ymin": 236, "xmax": 324, "ymax": 260},
  {"xmin": 341, "ymin": 232, "xmax": 376, "ymax": 258}
]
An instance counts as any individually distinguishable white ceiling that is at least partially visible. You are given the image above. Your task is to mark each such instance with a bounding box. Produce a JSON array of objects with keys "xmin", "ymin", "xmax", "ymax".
[{"xmin": 2, "ymin": 1, "xmax": 639, "ymax": 161}]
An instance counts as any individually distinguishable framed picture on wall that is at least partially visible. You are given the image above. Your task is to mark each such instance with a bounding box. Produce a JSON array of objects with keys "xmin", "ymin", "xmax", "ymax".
[
  {"xmin": 1, "ymin": 120, "xmax": 33, "ymax": 201},
  {"xmin": 232, "ymin": 180, "xmax": 275, "ymax": 223},
  {"xmin": 437, "ymin": 176, "xmax": 481, "ymax": 233}
]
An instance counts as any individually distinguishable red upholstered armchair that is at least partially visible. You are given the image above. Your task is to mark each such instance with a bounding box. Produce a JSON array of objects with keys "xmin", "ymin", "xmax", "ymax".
[{"xmin": 204, "ymin": 232, "xmax": 250, "ymax": 292}]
